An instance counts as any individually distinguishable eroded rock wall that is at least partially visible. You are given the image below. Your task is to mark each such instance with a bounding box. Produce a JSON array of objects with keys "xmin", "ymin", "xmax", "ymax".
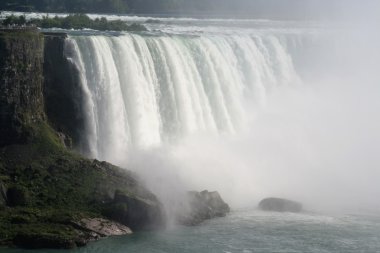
[
  {"xmin": 43, "ymin": 33, "xmax": 84, "ymax": 148},
  {"xmin": 0, "ymin": 29, "xmax": 45, "ymax": 146}
]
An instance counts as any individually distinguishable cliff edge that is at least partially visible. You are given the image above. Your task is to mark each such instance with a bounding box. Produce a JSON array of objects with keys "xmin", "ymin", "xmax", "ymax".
[{"xmin": 0, "ymin": 29, "xmax": 165, "ymax": 249}]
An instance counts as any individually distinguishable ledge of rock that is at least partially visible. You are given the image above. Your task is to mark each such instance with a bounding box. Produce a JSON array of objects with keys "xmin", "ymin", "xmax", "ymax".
[
  {"xmin": 178, "ymin": 190, "xmax": 230, "ymax": 226},
  {"xmin": 258, "ymin": 198, "xmax": 302, "ymax": 213},
  {"xmin": 72, "ymin": 218, "xmax": 132, "ymax": 237}
]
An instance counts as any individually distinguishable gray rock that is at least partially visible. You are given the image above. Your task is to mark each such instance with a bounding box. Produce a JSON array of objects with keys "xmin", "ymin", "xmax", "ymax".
[
  {"xmin": 259, "ymin": 198, "xmax": 302, "ymax": 213},
  {"xmin": 102, "ymin": 190, "xmax": 166, "ymax": 231},
  {"xmin": 72, "ymin": 218, "xmax": 132, "ymax": 237},
  {"xmin": 178, "ymin": 190, "xmax": 230, "ymax": 225}
]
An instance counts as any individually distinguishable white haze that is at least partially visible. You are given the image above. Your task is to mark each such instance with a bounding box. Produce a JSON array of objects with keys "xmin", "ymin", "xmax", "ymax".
[
  {"xmin": 125, "ymin": 1, "xmax": 380, "ymax": 215},
  {"xmin": 62, "ymin": 0, "xmax": 380, "ymax": 216}
]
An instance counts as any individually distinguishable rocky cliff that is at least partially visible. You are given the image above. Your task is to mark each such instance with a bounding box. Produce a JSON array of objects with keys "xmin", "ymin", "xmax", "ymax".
[
  {"xmin": 0, "ymin": 29, "xmax": 165, "ymax": 249},
  {"xmin": 0, "ymin": 28, "xmax": 230, "ymax": 249},
  {"xmin": 0, "ymin": 28, "xmax": 45, "ymax": 146},
  {"xmin": 43, "ymin": 33, "xmax": 84, "ymax": 149}
]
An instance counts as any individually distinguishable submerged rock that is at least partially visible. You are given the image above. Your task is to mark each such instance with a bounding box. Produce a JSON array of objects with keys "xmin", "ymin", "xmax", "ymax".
[
  {"xmin": 178, "ymin": 190, "xmax": 230, "ymax": 225},
  {"xmin": 259, "ymin": 198, "xmax": 302, "ymax": 213}
]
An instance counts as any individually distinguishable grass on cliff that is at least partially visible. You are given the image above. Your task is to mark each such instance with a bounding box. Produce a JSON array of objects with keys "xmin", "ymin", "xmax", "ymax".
[
  {"xmin": 1, "ymin": 14, "xmax": 147, "ymax": 32},
  {"xmin": 0, "ymin": 122, "xmax": 140, "ymax": 247}
]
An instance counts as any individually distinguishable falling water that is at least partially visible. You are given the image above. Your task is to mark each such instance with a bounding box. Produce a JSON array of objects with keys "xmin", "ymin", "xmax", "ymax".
[{"xmin": 66, "ymin": 32, "xmax": 302, "ymax": 163}]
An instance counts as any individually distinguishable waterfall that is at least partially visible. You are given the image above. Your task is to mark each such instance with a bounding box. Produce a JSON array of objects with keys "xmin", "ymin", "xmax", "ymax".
[{"xmin": 67, "ymin": 32, "xmax": 301, "ymax": 163}]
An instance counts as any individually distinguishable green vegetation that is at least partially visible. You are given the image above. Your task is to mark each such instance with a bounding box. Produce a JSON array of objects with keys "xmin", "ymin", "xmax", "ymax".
[
  {"xmin": 0, "ymin": 25, "xmax": 163, "ymax": 249},
  {"xmin": 1, "ymin": 14, "xmax": 147, "ymax": 32},
  {"xmin": 0, "ymin": 122, "xmax": 145, "ymax": 247},
  {"xmin": 1, "ymin": 15, "xmax": 26, "ymax": 26},
  {"xmin": 0, "ymin": 0, "xmax": 129, "ymax": 13},
  {"xmin": 0, "ymin": 0, "xmax": 235, "ymax": 14}
]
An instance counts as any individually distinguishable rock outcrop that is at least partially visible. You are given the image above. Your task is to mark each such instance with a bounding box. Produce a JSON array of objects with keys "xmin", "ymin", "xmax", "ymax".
[
  {"xmin": 178, "ymin": 190, "xmax": 230, "ymax": 225},
  {"xmin": 258, "ymin": 198, "xmax": 302, "ymax": 213},
  {"xmin": 0, "ymin": 29, "xmax": 165, "ymax": 249},
  {"xmin": 103, "ymin": 190, "xmax": 165, "ymax": 231},
  {"xmin": 70, "ymin": 217, "xmax": 132, "ymax": 245},
  {"xmin": 43, "ymin": 33, "xmax": 84, "ymax": 149},
  {"xmin": 0, "ymin": 28, "xmax": 231, "ymax": 250},
  {"xmin": 0, "ymin": 29, "xmax": 45, "ymax": 146}
]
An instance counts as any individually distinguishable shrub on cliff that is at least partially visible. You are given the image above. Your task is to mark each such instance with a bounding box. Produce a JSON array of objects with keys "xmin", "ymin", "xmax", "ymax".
[
  {"xmin": 29, "ymin": 14, "xmax": 147, "ymax": 31},
  {"xmin": 1, "ymin": 15, "xmax": 27, "ymax": 26}
]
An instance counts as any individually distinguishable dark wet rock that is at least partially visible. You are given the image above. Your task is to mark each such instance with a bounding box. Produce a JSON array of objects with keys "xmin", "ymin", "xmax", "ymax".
[
  {"xmin": 259, "ymin": 198, "xmax": 302, "ymax": 213},
  {"xmin": 10, "ymin": 217, "xmax": 132, "ymax": 249},
  {"xmin": 43, "ymin": 34, "xmax": 84, "ymax": 149},
  {"xmin": 13, "ymin": 233, "xmax": 77, "ymax": 249},
  {"xmin": 57, "ymin": 132, "xmax": 73, "ymax": 149},
  {"xmin": 6, "ymin": 185, "xmax": 29, "ymax": 207},
  {"xmin": 103, "ymin": 190, "xmax": 166, "ymax": 231},
  {"xmin": 178, "ymin": 190, "xmax": 230, "ymax": 225},
  {"xmin": 0, "ymin": 181, "xmax": 7, "ymax": 206}
]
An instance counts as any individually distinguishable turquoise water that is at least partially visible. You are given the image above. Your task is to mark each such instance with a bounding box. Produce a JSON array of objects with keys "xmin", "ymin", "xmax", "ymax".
[{"xmin": 2, "ymin": 209, "xmax": 380, "ymax": 253}]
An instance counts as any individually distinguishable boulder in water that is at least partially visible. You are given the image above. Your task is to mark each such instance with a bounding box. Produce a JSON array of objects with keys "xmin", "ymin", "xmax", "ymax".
[
  {"xmin": 178, "ymin": 190, "xmax": 230, "ymax": 225},
  {"xmin": 258, "ymin": 198, "xmax": 302, "ymax": 213},
  {"xmin": 102, "ymin": 190, "xmax": 166, "ymax": 231}
]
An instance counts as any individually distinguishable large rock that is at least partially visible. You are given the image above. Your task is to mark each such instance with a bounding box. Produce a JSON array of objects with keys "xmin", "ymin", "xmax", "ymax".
[
  {"xmin": 103, "ymin": 190, "xmax": 165, "ymax": 231},
  {"xmin": 258, "ymin": 198, "xmax": 302, "ymax": 213},
  {"xmin": 72, "ymin": 218, "xmax": 132, "ymax": 237},
  {"xmin": 178, "ymin": 190, "xmax": 230, "ymax": 225},
  {"xmin": 13, "ymin": 217, "xmax": 133, "ymax": 249}
]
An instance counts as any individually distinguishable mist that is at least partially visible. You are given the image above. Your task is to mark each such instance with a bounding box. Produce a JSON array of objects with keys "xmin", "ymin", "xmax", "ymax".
[{"xmin": 115, "ymin": 0, "xmax": 380, "ymax": 216}]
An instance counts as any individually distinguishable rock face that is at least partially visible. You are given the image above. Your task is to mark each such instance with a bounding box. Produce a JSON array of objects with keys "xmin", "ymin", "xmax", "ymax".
[
  {"xmin": 258, "ymin": 198, "xmax": 302, "ymax": 213},
  {"xmin": 0, "ymin": 29, "xmax": 166, "ymax": 248},
  {"xmin": 103, "ymin": 190, "xmax": 166, "ymax": 231},
  {"xmin": 0, "ymin": 29, "xmax": 45, "ymax": 146},
  {"xmin": 178, "ymin": 190, "xmax": 230, "ymax": 225},
  {"xmin": 13, "ymin": 233, "xmax": 77, "ymax": 249},
  {"xmin": 0, "ymin": 29, "xmax": 231, "ymax": 250},
  {"xmin": 43, "ymin": 33, "xmax": 84, "ymax": 149},
  {"xmin": 0, "ymin": 181, "xmax": 7, "ymax": 206},
  {"xmin": 73, "ymin": 218, "xmax": 132, "ymax": 237}
]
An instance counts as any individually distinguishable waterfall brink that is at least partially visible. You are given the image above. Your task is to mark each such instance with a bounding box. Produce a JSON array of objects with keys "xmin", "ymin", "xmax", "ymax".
[{"xmin": 67, "ymin": 33, "xmax": 301, "ymax": 163}]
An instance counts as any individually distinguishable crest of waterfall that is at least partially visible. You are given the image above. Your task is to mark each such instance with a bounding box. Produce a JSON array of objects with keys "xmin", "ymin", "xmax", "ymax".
[{"xmin": 66, "ymin": 33, "xmax": 302, "ymax": 163}]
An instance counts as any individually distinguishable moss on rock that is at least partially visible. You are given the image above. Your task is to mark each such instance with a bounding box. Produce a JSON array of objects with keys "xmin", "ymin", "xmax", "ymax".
[{"xmin": 0, "ymin": 29, "xmax": 165, "ymax": 249}]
